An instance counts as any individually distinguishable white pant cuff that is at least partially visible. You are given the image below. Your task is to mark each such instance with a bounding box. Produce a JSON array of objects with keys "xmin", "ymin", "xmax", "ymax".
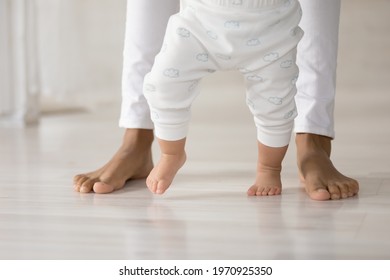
[
  {"xmin": 293, "ymin": 125, "xmax": 335, "ymax": 139},
  {"xmin": 154, "ymin": 125, "xmax": 188, "ymax": 141},
  {"xmin": 257, "ymin": 130, "xmax": 292, "ymax": 148},
  {"xmin": 118, "ymin": 118, "xmax": 154, "ymax": 130}
]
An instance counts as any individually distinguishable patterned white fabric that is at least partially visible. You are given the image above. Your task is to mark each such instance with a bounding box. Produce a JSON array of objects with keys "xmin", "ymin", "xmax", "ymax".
[
  {"xmin": 119, "ymin": 0, "xmax": 341, "ymax": 140},
  {"xmin": 143, "ymin": 0, "xmax": 302, "ymax": 147}
]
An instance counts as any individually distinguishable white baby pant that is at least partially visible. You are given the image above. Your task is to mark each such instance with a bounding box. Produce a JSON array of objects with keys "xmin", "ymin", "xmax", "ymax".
[
  {"xmin": 119, "ymin": 0, "xmax": 340, "ymax": 140},
  {"xmin": 143, "ymin": 0, "xmax": 303, "ymax": 147}
]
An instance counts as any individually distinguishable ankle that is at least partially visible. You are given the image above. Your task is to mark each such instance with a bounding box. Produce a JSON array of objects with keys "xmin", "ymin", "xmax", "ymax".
[
  {"xmin": 161, "ymin": 150, "xmax": 186, "ymax": 161},
  {"xmin": 122, "ymin": 129, "xmax": 154, "ymax": 149},
  {"xmin": 257, "ymin": 162, "xmax": 282, "ymax": 174},
  {"xmin": 296, "ymin": 133, "xmax": 331, "ymax": 156},
  {"xmin": 158, "ymin": 152, "xmax": 187, "ymax": 172}
]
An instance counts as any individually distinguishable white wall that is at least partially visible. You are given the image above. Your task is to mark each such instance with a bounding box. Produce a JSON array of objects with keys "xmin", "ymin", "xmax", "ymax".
[
  {"xmin": 36, "ymin": 0, "xmax": 126, "ymax": 110},
  {"xmin": 0, "ymin": 0, "xmax": 40, "ymax": 124},
  {"xmin": 0, "ymin": 0, "xmax": 126, "ymax": 124}
]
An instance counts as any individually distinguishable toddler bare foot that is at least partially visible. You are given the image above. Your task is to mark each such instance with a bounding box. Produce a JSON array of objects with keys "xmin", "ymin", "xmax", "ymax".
[
  {"xmin": 247, "ymin": 142, "xmax": 287, "ymax": 197},
  {"xmin": 247, "ymin": 168, "xmax": 282, "ymax": 196},
  {"xmin": 146, "ymin": 152, "xmax": 186, "ymax": 194},
  {"xmin": 296, "ymin": 133, "xmax": 359, "ymax": 200},
  {"xmin": 73, "ymin": 129, "xmax": 153, "ymax": 194}
]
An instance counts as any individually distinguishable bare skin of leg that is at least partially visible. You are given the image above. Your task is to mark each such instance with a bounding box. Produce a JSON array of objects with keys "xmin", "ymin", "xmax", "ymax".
[
  {"xmin": 296, "ymin": 133, "xmax": 359, "ymax": 200},
  {"xmin": 247, "ymin": 142, "xmax": 288, "ymax": 196},
  {"xmin": 146, "ymin": 138, "xmax": 187, "ymax": 195},
  {"xmin": 73, "ymin": 129, "xmax": 154, "ymax": 193}
]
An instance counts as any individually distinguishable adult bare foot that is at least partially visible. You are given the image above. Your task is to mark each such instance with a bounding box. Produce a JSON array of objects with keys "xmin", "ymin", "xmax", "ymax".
[
  {"xmin": 296, "ymin": 133, "xmax": 359, "ymax": 200},
  {"xmin": 73, "ymin": 129, "xmax": 154, "ymax": 194}
]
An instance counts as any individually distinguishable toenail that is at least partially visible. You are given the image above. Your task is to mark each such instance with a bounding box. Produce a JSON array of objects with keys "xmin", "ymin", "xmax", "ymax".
[
  {"xmin": 317, "ymin": 189, "xmax": 328, "ymax": 193},
  {"xmin": 80, "ymin": 186, "xmax": 89, "ymax": 193}
]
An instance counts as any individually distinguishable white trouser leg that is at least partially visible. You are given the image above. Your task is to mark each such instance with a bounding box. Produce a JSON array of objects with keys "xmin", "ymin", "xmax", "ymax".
[
  {"xmin": 294, "ymin": 0, "xmax": 341, "ymax": 139},
  {"xmin": 146, "ymin": 0, "xmax": 302, "ymax": 145},
  {"xmin": 244, "ymin": 49, "xmax": 300, "ymax": 148},
  {"xmin": 119, "ymin": 0, "xmax": 179, "ymax": 129}
]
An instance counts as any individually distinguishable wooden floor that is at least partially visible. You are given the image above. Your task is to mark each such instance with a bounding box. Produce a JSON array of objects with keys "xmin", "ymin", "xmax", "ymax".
[{"xmin": 1, "ymin": 0, "xmax": 390, "ymax": 260}]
